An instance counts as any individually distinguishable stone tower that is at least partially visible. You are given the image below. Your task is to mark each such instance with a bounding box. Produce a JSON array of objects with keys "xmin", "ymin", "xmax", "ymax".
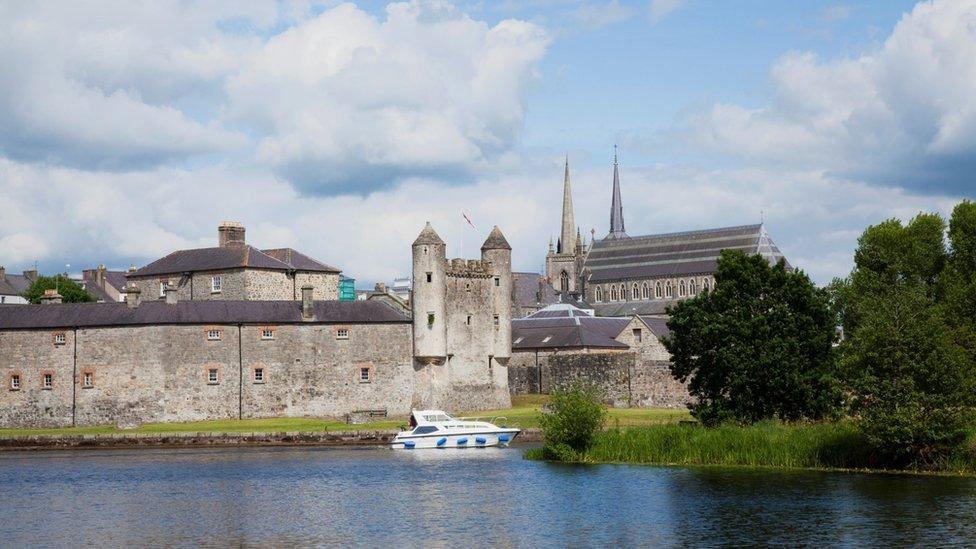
[
  {"xmin": 546, "ymin": 157, "xmax": 586, "ymax": 295},
  {"xmin": 411, "ymin": 222, "xmax": 512, "ymax": 411}
]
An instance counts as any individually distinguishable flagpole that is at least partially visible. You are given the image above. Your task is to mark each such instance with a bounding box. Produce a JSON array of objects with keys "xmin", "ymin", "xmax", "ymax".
[{"xmin": 460, "ymin": 213, "xmax": 463, "ymax": 258}]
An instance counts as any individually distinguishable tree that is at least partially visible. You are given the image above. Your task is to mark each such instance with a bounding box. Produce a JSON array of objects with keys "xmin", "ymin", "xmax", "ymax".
[
  {"xmin": 838, "ymin": 209, "xmax": 976, "ymax": 467},
  {"xmin": 539, "ymin": 382, "xmax": 607, "ymax": 461},
  {"xmin": 24, "ymin": 275, "xmax": 95, "ymax": 304},
  {"xmin": 664, "ymin": 250, "xmax": 840, "ymax": 426}
]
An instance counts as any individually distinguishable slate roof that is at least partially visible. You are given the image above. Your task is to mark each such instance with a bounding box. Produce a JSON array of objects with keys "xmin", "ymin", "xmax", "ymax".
[
  {"xmin": 0, "ymin": 300, "xmax": 409, "ymax": 330},
  {"xmin": 82, "ymin": 282, "xmax": 116, "ymax": 303},
  {"xmin": 131, "ymin": 245, "xmax": 337, "ymax": 277},
  {"xmin": 511, "ymin": 304, "xmax": 632, "ymax": 350},
  {"xmin": 592, "ymin": 299, "xmax": 678, "ymax": 317},
  {"xmin": 0, "ymin": 273, "xmax": 30, "ymax": 296},
  {"xmin": 481, "ymin": 226, "xmax": 512, "ymax": 251},
  {"xmin": 585, "ymin": 224, "xmax": 788, "ymax": 283},
  {"xmin": 512, "ymin": 272, "xmax": 558, "ymax": 311},
  {"xmin": 640, "ymin": 316, "xmax": 671, "ymax": 339}
]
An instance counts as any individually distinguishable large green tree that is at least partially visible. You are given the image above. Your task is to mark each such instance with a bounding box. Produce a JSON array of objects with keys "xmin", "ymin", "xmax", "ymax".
[
  {"xmin": 24, "ymin": 275, "xmax": 95, "ymax": 304},
  {"xmin": 664, "ymin": 250, "xmax": 840, "ymax": 425},
  {"xmin": 836, "ymin": 209, "xmax": 976, "ymax": 467}
]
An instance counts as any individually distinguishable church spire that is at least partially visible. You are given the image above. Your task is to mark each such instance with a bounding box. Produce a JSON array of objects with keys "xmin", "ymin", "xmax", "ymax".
[
  {"xmin": 560, "ymin": 155, "xmax": 576, "ymax": 254},
  {"xmin": 609, "ymin": 145, "xmax": 626, "ymax": 238}
]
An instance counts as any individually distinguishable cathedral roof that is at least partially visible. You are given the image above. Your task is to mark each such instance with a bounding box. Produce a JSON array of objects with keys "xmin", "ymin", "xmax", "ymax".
[
  {"xmin": 413, "ymin": 222, "xmax": 445, "ymax": 246},
  {"xmin": 584, "ymin": 223, "xmax": 789, "ymax": 283},
  {"xmin": 481, "ymin": 225, "xmax": 512, "ymax": 251}
]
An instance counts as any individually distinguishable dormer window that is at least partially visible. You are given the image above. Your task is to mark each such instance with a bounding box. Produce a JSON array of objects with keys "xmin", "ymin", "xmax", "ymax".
[{"xmin": 211, "ymin": 276, "xmax": 222, "ymax": 293}]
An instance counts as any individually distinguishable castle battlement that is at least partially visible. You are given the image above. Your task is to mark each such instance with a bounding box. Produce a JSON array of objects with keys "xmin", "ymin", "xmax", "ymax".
[{"xmin": 446, "ymin": 258, "xmax": 493, "ymax": 278}]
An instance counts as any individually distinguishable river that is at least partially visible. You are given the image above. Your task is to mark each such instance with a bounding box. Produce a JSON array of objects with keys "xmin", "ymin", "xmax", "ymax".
[{"xmin": 1, "ymin": 446, "xmax": 974, "ymax": 547}]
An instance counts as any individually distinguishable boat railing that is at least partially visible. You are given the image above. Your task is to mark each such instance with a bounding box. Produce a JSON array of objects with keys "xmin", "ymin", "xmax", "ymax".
[{"xmin": 457, "ymin": 415, "xmax": 510, "ymax": 426}]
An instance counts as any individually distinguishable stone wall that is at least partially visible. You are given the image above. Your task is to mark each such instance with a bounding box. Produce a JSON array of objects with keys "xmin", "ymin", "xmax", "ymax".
[
  {"xmin": 0, "ymin": 322, "xmax": 413, "ymax": 429},
  {"xmin": 128, "ymin": 269, "xmax": 339, "ymax": 302}
]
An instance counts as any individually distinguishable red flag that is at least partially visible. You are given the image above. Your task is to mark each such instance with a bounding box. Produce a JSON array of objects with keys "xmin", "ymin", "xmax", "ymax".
[{"xmin": 462, "ymin": 211, "xmax": 476, "ymax": 229}]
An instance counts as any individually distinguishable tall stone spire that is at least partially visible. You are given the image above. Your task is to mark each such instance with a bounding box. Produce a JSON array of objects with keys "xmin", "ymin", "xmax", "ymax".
[
  {"xmin": 609, "ymin": 146, "xmax": 626, "ymax": 238},
  {"xmin": 560, "ymin": 156, "xmax": 576, "ymax": 254}
]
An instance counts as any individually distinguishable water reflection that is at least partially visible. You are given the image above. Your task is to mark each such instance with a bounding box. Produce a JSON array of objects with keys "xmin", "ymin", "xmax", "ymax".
[{"xmin": 1, "ymin": 447, "xmax": 975, "ymax": 547}]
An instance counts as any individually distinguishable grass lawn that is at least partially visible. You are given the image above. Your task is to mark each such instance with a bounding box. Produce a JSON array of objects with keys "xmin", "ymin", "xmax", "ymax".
[{"xmin": 0, "ymin": 394, "xmax": 690, "ymax": 437}]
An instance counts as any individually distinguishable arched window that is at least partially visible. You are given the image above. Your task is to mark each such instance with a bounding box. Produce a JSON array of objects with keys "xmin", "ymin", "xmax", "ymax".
[
  {"xmin": 611, "ymin": 285, "xmax": 618, "ymax": 301},
  {"xmin": 620, "ymin": 284, "xmax": 626, "ymax": 301},
  {"xmin": 703, "ymin": 278, "xmax": 710, "ymax": 292},
  {"xmin": 679, "ymin": 280, "xmax": 686, "ymax": 297},
  {"xmin": 641, "ymin": 283, "xmax": 649, "ymax": 299},
  {"xmin": 689, "ymin": 279, "xmax": 697, "ymax": 296},
  {"xmin": 632, "ymin": 283, "xmax": 639, "ymax": 300},
  {"xmin": 666, "ymin": 282, "xmax": 673, "ymax": 298},
  {"xmin": 560, "ymin": 271, "xmax": 569, "ymax": 293},
  {"xmin": 655, "ymin": 282, "xmax": 662, "ymax": 298},
  {"xmin": 595, "ymin": 286, "xmax": 603, "ymax": 302}
]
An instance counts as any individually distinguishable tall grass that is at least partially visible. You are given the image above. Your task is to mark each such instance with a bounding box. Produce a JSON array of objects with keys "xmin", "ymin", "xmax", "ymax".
[{"xmin": 528, "ymin": 422, "xmax": 976, "ymax": 474}]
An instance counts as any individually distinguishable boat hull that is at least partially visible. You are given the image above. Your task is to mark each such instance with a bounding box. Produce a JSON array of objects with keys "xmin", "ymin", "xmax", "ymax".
[{"xmin": 391, "ymin": 429, "xmax": 520, "ymax": 449}]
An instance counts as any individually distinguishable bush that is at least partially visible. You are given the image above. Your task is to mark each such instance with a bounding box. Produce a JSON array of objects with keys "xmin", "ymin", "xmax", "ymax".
[{"xmin": 539, "ymin": 383, "xmax": 607, "ymax": 461}]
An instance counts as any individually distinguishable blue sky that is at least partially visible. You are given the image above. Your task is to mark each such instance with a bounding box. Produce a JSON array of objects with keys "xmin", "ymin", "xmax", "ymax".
[{"xmin": 0, "ymin": 0, "xmax": 970, "ymax": 285}]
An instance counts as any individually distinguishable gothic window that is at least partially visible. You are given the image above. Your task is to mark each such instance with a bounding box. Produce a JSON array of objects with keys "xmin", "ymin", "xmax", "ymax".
[
  {"xmin": 596, "ymin": 286, "xmax": 603, "ymax": 302},
  {"xmin": 689, "ymin": 279, "xmax": 697, "ymax": 296},
  {"xmin": 679, "ymin": 280, "xmax": 686, "ymax": 297},
  {"xmin": 641, "ymin": 283, "xmax": 649, "ymax": 299},
  {"xmin": 655, "ymin": 282, "xmax": 662, "ymax": 299},
  {"xmin": 619, "ymin": 284, "xmax": 626, "ymax": 300},
  {"xmin": 632, "ymin": 283, "xmax": 639, "ymax": 300},
  {"xmin": 611, "ymin": 285, "xmax": 618, "ymax": 301},
  {"xmin": 666, "ymin": 282, "xmax": 673, "ymax": 298},
  {"xmin": 560, "ymin": 271, "xmax": 569, "ymax": 293},
  {"xmin": 703, "ymin": 278, "xmax": 710, "ymax": 292}
]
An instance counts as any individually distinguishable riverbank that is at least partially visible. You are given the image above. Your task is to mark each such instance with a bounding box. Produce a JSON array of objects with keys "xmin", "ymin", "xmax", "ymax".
[{"xmin": 526, "ymin": 422, "xmax": 976, "ymax": 476}]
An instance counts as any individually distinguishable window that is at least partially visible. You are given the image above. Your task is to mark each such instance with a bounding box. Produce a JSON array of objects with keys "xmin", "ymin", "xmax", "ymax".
[
  {"xmin": 642, "ymin": 283, "xmax": 649, "ymax": 300},
  {"xmin": 211, "ymin": 276, "xmax": 222, "ymax": 293},
  {"xmin": 466, "ymin": 315, "xmax": 472, "ymax": 326},
  {"xmin": 83, "ymin": 371, "xmax": 93, "ymax": 388},
  {"xmin": 159, "ymin": 282, "xmax": 166, "ymax": 297},
  {"xmin": 689, "ymin": 279, "xmax": 697, "ymax": 296},
  {"xmin": 494, "ymin": 277, "xmax": 500, "ymax": 287},
  {"xmin": 666, "ymin": 283, "xmax": 673, "ymax": 298},
  {"xmin": 703, "ymin": 279, "xmax": 710, "ymax": 292},
  {"xmin": 53, "ymin": 332, "xmax": 66, "ymax": 345},
  {"xmin": 513, "ymin": 337, "xmax": 524, "ymax": 345},
  {"xmin": 541, "ymin": 336, "xmax": 552, "ymax": 343},
  {"xmin": 207, "ymin": 329, "xmax": 221, "ymax": 341},
  {"xmin": 43, "ymin": 373, "xmax": 53, "ymax": 389},
  {"xmin": 655, "ymin": 282, "xmax": 662, "ymax": 299},
  {"xmin": 619, "ymin": 284, "xmax": 626, "ymax": 301},
  {"xmin": 493, "ymin": 314, "xmax": 500, "ymax": 326},
  {"xmin": 261, "ymin": 328, "xmax": 274, "ymax": 340},
  {"xmin": 412, "ymin": 425, "xmax": 438, "ymax": 435},
  {"xmin": 596, "ymin": 287, "xmax": 603, "ymax": 302},
  {"xmin": 560, "ymin": 271, "xmax": 569, "ymax": 293},
  {"xmin": 336, "ymin": 328, "xmax": 349, "ymax": 340},
  {"xmin": 611, "ymin": 286, "xmax": 618, "ymax": 301},
  {"xmin": 679, "ymin": 280, "xmax": 686, "ymax": 297},
  {"xmin": 360, "ymin": 367, "xmax": 371, "ymax": 382},
  {"xmin": 633, "ymin": 328, "xmax": 642, "ymax": 343},
  {"xmin": 426, "ymin": 272, "xmax": 432, "ymax": 283},
  {"xmin": 208, "ymin": 369, "xmax": 219, "ymax": 384},
  {"xmin": 253, "ymin": 368, "xmax": 265, "ymax": 383},
  {"xmin": 427, "ymin": 312, "xmax": 435, "ymax": 327},
  {"xmin": 10, "ymin": 374, "xmax": 20, "ymax": 391},
  {"xmin": 632, "ymin": 283, "xmax": 639, "ymax": 300}
]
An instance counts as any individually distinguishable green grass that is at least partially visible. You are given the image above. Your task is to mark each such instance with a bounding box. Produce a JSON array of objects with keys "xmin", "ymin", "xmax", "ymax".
[
  {"xmin": 0, "ymin": 394, "xmax": 690, "ymax": 438},
  {"xmin": 526, "ymin": 421, "xmax": 976, "ymax": 475}
]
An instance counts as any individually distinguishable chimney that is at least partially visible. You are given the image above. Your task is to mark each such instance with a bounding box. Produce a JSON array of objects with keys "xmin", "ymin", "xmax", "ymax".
[
  {"xmin": 164, "ymin": 284, "xmax": 178, "ymax": 305},
  {"xmin": 125, "ymin": 284, "xmax": 142, "ymax": 309},
  {"xmin": 375, "ymin": 282, "xmax": 387, "ymax": 294},
  {"xmin": 96, "ymin": 264, "xmax": 106, "ymax": 286},
  {"xmin": 41, "ymin": 289, "xmax": 62, "ymax": 305},
  {"xmin": 218, "ymin": 221, "xmax": 246, "ymax": 248},
  {"xmin": 23, "ymin": 269, "xmax": 37, "ymax": 282},
  {"xmin": 0, "ymin": 266, "xmax": 5, "ymax": 279},
  {"xmin": 301, "ymin": 284, "xmax": 314, "ymax": 320}
]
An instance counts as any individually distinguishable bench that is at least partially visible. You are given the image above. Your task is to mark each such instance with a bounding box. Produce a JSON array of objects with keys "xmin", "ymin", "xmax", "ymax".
[{"xmin": 346, "ymin": 409, "xmax": 388, "ymax": 424}]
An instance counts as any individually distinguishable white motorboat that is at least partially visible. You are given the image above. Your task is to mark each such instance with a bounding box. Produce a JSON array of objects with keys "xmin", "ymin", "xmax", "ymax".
[{"xmin": 391, "ymin": 410, "xmax": 521, "ymax": 449}]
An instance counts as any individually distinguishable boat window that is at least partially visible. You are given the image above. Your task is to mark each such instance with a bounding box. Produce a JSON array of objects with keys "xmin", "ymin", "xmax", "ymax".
[{"xmin": 412, "ymin": 426, "xmax": 439, "ymax": 434}]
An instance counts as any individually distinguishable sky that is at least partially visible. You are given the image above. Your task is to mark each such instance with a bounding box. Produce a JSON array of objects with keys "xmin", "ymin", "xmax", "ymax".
[{"xmin": 0, "ymin": 0, "xmax": 972, "ymax": 286}]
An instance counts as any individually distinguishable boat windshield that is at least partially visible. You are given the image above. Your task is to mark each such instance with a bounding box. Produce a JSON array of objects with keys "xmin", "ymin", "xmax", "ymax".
[{"xmin": 421, "ymin": 413, "xmax": 454, "ymax": 423}]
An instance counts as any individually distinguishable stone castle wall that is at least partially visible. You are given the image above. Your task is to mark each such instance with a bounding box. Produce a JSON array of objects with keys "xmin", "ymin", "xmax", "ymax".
[{"xmin": 0, "ymin": 322, "xmax": 413, "ymax": 429}]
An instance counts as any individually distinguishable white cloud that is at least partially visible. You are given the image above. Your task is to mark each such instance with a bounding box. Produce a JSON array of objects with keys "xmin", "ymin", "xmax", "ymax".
[
  {"xmin": 571, "ymin": 1, "xmax": 638, "ymax": 30},
  {"xmin": 225, "ymin": 1, "xmax": 549, "ymax": 194},
  {"xmin": 683, "ymin": 0, "xmax": 976, "ymax": 193},
  {"xmin": 649, "ymin": 0, "xmax": 688, "ymax": 23}
]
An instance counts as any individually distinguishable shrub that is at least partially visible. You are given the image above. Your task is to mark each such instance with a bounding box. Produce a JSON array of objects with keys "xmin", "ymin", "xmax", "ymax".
[{"xmin": 539, "ymin": 382, "xmax": 607, "ymax": 461}]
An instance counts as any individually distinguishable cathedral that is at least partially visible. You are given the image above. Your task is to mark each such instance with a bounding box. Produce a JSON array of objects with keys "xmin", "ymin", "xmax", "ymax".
[{"xmin": 545, "ymin": 151, "xmax": 790, "ymax": 316}]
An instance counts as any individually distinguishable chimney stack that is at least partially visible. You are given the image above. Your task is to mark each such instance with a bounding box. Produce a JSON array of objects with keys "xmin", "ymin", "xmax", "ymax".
[
  {"xmin": 301, "ymin": 284, "xmax": 314, "ymax": 320},
  {"xmin": 125, "ymin": 284, "xmax": 142, "ymax": 309},
  {"xmin": 164, "ymin": 284, "xmax": 178, "ymax": 305},
  {"xmin": 218, "ymin": 221, "xmax": 246, "ymax": 248},
  {"xmin": 96, "ymin": 264, "xmax": 106, "ymax": 286},
  {"xmin": 23, "ymin": 269, "xmax": 37, "ymax": 282},
  {"xmin": 0, "ymin": 266, "xmax": 5, "ymax": 279},
  {"xmin": 40, "ymin": 289, "xmax": 63, "ymax": 305}
]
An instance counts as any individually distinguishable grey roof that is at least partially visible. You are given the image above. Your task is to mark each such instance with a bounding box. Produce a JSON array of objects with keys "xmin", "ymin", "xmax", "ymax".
[
  {"xmin": 0, "ymin": 273, "xmax": 30, "ymax": 296},
  {"xmin": 593, "ymin": 299, "xmax": 679, "ymax": 317},
  {"xmin": 104, "ymin": 271, "xmax": 128, "ymax": 291},
  {"xmin": 413, "ymin": 222, "xmax": 445, "ymax": 246},
  {"xmin": 262, "ymin": 248, "xmax": 340, "ymax": 273},
  {"xmin": 512, "ymin": 272, "xmax": 558, "ymax": 310},
  {"xmin": 640, "ymin": 316, "xmax": 670, "ymax": 339},
  {"xmin": 512, "ymin": 304, "xmax": 632, "ymax": 350},
  {"xmin": 81, "ymin": 282, "xmax": 116, "ymax": 303},
  {"xmin": 481, "ymin": 225, "xmax": 512, "ymax": 251},
  {"xmin": 585, "ymin": 224, "xmax": 788, "ymax": 283},
  {"xmin": 0, "ymin": 300, "xmax": 409, "ymax": 330},
  {"xmin": 131, "ymin": 245, "xmax": 337, "ymax": 277}
]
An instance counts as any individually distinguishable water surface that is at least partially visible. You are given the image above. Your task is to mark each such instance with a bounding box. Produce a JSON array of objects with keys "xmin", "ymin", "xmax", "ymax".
[{"xmin": 1, "ymin": 446, "xmax": 974, "ymax": 547}]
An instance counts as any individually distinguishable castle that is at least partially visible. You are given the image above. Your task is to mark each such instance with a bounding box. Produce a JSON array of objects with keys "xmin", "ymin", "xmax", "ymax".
[{"xmin": 0, "ymin": 222, "xmax": 512, "ymax": 428}]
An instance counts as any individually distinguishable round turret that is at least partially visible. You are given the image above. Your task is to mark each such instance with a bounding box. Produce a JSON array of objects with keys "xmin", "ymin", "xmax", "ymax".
[{"xmin": 412, "ymin": 222, "xmax": 448, "ymax": 363}]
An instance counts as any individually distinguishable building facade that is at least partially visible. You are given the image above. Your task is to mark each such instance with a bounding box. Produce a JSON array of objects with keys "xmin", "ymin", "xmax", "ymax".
[
  {"xmin": 0, "ymin": 267, "xmax": 35, "ymax": 305},
  {"xmin": 127, "ymin": 222, "xmax": 341, "ymax": 302},
  {"xmin": 545, "ymin": 159, "xmax": 587, "ymax": 296}
]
